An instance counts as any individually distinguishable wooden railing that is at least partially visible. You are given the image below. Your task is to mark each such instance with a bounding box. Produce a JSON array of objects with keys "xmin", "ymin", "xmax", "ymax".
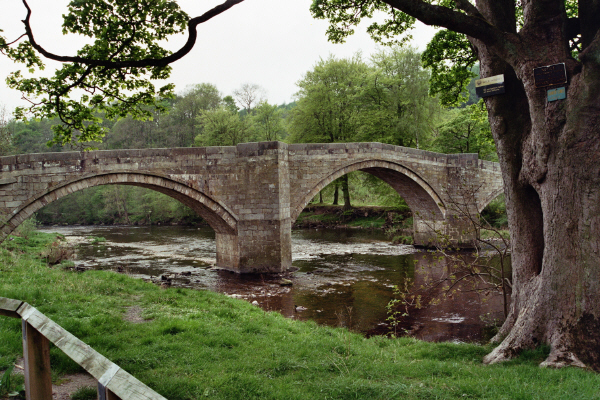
[{"xmin": 0, "ymin": 297, "xmax": 167, "ymax": 400}]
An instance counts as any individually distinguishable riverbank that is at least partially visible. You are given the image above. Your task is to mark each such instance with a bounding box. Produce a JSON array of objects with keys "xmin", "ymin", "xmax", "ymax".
[
  {"xmin": 40, "ymin": 204, "xmax": 409, "ymax": 229},
  {"xmin": 1, "ymin": 231, "xmax": 598, "ymax": 399},
  {"xmin": 293, "ymin": 204, "xmax": 411, "ymax": 230}
]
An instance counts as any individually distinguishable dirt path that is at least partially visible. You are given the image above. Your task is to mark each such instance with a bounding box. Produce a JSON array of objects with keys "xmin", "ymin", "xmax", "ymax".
[{"xmin": 5, "ymin": 359, "xmax": 97, "ymax": 400}]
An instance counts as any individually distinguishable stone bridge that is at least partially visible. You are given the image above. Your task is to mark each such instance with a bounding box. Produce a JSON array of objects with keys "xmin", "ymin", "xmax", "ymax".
[{"xmin": 0, "ymin": 141, "xmax": 503, "ymax": 273}]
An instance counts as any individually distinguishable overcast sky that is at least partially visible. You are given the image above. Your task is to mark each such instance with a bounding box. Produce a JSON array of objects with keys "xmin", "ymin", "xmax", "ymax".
[{"xmin": 0, "ymin": 0, "xmax": 437, "ymax": 111}]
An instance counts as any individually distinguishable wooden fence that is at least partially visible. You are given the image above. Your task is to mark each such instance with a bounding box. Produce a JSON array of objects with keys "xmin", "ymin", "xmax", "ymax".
[{"xmin": 0, "ymin": 297, "xmax": 167, "ymax": 400}]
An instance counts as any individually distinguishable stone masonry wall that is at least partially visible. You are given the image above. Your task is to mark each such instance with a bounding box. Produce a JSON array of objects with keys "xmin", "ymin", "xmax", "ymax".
[{"xmin": 0, "ymin": 142, "xmax": 502, "ymax": 272}]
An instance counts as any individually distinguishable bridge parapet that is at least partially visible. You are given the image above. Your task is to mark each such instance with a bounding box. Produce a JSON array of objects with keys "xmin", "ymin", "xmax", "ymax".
[{"xmin": 0, "ymin": 142, "xmax": 503, "ymax": 272}]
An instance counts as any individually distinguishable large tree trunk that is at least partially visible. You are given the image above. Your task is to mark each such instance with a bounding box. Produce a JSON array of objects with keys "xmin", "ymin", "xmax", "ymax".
[
  {"xmin": 483, "ymin": 66, "xmax": 600, "ymax": 370},
  {"xmin": 472, "ymin": 2, "xmax": 600, "ymax": 370}
]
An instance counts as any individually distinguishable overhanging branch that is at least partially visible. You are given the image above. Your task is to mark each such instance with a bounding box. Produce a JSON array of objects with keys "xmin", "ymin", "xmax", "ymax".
[
  {"xmin": 382, "ymin": 0, "xmax": 512, "ymax": 48},
  {"xmin": 21, "ymin": 0, "xmax": 245, "ymax": 68}
]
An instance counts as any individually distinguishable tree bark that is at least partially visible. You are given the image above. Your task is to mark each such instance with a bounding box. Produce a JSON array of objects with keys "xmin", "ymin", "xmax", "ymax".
[
  {"xmin": 333, "ymin": 181, "xmax": 339, "ymax": 205},
  {"xmin": 474, "ymin": 1, "xmax": 600, "ymax": 370},
  {"xmin": 373, "ymin": 0, "xmax": 600, "ymax": 369},
  {"xmin": 341, "ymin": 174, "xmax": 352, "ymax": 211}
]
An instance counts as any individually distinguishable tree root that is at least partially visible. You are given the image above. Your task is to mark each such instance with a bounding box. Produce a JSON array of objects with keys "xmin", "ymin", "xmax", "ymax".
[
  {"xmin": 540, "ymin": 349, "xmax": 587, "ymax": 369},
  {"xmin": 485, "ymin": 330, "xmax": 593, "ymax": 370}
]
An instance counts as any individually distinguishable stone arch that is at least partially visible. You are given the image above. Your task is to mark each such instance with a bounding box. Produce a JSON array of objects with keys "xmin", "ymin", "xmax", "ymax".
[
  {"xmin": 291, "ymin": 160, "xmax": 446, "ymax": 223},
  {"xmin": 478, "ymin": 187, "xmax": 505, "ymax": 214},
  {"xmin": 2, "ymin": 172, "xmax": 237, "ymax": 238}
]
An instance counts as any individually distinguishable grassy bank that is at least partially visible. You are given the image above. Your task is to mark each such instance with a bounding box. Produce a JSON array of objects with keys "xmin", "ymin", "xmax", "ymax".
[
  {"xmin": 1, "ymin": 232, "xmax": 598, "ymax": 400},
  {"xmin": 294, "ymin": 204, "xmax": 410, "ymax": 230}
]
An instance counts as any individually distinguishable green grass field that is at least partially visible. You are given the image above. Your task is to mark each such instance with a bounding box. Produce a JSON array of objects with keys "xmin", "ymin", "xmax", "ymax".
[{"xmin": 1, "ymin": 232, "xmax": 598, "ymax": 400}]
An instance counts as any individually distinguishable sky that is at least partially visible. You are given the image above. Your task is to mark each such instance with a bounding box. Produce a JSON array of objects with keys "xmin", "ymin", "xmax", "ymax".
[{"xmin": 0, "ymin": 0, "xmax": 437, "ymax": 111}]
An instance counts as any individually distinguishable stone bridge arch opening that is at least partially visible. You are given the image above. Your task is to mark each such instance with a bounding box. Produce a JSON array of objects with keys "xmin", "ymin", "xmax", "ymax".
[
  {"xmin": 477, "ymin": 190, "xmax": 507, "ymax": 231},
  {"xmin": 479, "ymin": 188, "xmax": 505, "ymax": 214},
  {"xmin": 2, "ymin": 173, "xmax": 240, "ymax": 268},
  {"xmin": 291, "ymin": 160, "xmax": 447, "ymax": 246}
]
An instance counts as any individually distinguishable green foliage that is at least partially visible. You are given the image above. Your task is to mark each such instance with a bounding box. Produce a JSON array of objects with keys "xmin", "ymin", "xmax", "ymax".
[
  {"xmin": 422, "ymin": 30, "xmax": 478, "ymax": 107},
  {"xmin": 195, "ymin": 107, "xmax": 251, "ymax": 147},
  {"xmin": 250, "ymin": 101, "xmax": 284, "ymax": 141},
  {"xmin": 1, "ymin": 0, "xmax": 189, "ymax": 147},
  {"xmin": 35, "ymin": 186, "xmax": 203, "ymax": 226},
  {"xmin": 0, "ymin": 365, "xmax": 14, "ymax": 397},
  {"xmin": 310, "ymin": 0, "xmax": 415, "ymax": 45},
  {"xmin": 89, "ymin": 236, "xmax": 106, "ymax": 245},
  {"xmin": 14, "ymin": 215, "xmax": 39, "ymax": 239},
  {"xmin": 481, "ymin": 195, "xmax": 508, "ymax": 228},
  {"xmin": 362, "ymin": 46, "xmax": 441, "ymax": 148},
  {"xmin": 0, "ymin": 106, "xmax": 15, "ymax": 156},
  {"xmin": 289, "ymin": 54, "xmax": 369, "ymax": 144},
  {"xmin": 289, "ymin": 48, "xmax": 441, "ymax": 149},
  {"xmin": 168, "ymin": 83, "xmax": 222, "ymax": 146},
  {"xmin": 434, "ymin": 100, "xmax": 497, "ymax": 161},
  {"xmin": 9, "ymin": 118, "xmax": 64, "ymax": 154}
]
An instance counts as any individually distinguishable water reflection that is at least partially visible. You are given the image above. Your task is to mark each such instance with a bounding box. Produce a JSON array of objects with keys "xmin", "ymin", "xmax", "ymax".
[{"xmin": 40, "ymin": 225, "xmax": 506, "ymax": 342}]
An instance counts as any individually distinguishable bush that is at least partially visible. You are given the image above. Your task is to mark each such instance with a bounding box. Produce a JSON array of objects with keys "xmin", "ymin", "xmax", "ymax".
[{"xmin": 14, "ymin": 215, "xmax": 39, "ymax": 239}]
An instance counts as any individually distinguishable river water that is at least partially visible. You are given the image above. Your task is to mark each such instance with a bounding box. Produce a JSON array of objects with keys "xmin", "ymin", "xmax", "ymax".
[{"xmin": 40, "ymin": 225, "xmax": 506, "ymax": 343}]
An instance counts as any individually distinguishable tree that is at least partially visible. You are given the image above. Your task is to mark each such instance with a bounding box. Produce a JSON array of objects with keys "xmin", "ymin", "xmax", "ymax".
[
  {"xmin": 195, "ymin": 106, "xmax": 251, "ymax": 147},
  {"xmin": 289, "ymin": 54, "xmax": 368, "ymax": 144},
  {"xmin": 312, "ymin": 0, "xmax": 600, "ymax": 369},
  {"xmin": 168, "ymin": 83, "xmax": 222, "ymax": 147},
  {"xmin": 232, "ymin": 83, "xmax": 266, "ymax": 114},
  {"xmin": 251, "ymin": 101, "xmax": 284, "ymax": 141},
  {"xmin": 434, "ymin": 100, "xmax": 497, "ymax": 161},
  {"xmin": 289, "ymin": 54, "xmax": 370, "ymax": 209},
  {"xmin": 0, "ymin": 0, "xmax": 244, "ymax": 147},
  {"xmin": 10, "ymin": 118, "xmax": 64, "ymax": 154},
  {"xmin": 358, "ymin": 46, "xmax": 442, "ymax": 148},
  {"xmin": 0, "ymin": 106, "xmax": 15, "ymax": 156}
]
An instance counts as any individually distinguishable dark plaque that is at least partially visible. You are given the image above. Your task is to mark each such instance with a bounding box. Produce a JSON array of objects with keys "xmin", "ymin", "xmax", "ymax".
[
  {"xmin": 533, "ymin": 63, "xmax": 567, "ymax": 88},
  {"xmin": 475, "ymin": 74, "xmax": 505, "ymax": 98}
]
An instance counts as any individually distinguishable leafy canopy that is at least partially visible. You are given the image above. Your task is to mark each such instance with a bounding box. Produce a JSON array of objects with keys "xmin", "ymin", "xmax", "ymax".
[
  {"xmin": 311, "ymin": 0, "xmax": 580, "ymax": 107},
  {"xmin": 0, "ymin": 0, "xmax": 241, "ymax": 148}
]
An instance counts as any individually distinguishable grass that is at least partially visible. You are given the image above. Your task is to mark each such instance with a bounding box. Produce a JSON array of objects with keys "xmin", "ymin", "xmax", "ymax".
[
  {"xmin": 1, "ymin": 231, "xmax": 599, "ymax": 400},
  {"xmin": 480, "ymin": 228, "xmax": 510, "ymax": 240},
  {"xmin": 295, "ymin": 204, "xmax": 408, "ymax": 230},
  {"xmin": 70, "ymin": 386, "xmax": 97, "ymax": 400},
  {"xmin": 346, "ymin": 215, "xmax": 386, "ymax": 229}
]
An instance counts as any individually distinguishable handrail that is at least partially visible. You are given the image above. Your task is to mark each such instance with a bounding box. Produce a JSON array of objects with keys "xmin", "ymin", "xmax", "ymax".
[{"xmin": 0, "ymin": 297, "xmax": 167, "ymax": 400}]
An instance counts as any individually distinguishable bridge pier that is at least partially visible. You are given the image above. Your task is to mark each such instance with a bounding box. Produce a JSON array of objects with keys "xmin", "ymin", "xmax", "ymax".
[
  {"xmin": 214, "ymin": 142, "xmax": 292, "ymax": 273},
  {"xmin": 216, "ymin": 220, "xmax": 292, "ymax": 273},
  {"xmin": 413, "ymin": 215, "xmax": 478, "ymax": 248}
]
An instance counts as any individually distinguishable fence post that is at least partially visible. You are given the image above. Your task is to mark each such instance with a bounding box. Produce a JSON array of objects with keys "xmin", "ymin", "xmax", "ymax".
[
  {"xmin": 22, "ymin": 320, "xmax": 53, "ymax": 400},
  {"xmin": 98, "ymin": 383, "xmax": 123, "ymax": 400}
]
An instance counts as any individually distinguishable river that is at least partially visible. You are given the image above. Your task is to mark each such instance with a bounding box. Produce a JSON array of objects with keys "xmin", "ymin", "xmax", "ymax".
[{"xmin": 40, "ymin": 225, "xmax": 506, "ymax": 343}]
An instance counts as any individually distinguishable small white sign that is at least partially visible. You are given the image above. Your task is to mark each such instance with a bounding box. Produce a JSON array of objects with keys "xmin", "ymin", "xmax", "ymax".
[{"xmin": 475, "ymin": 74, "xmax": 504, "ymax": 88}]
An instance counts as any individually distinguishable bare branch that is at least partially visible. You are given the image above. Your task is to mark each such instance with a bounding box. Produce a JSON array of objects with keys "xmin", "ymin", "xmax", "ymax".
[{"xmin": 4, "ymin": 33, "xmax": 27, "ymax": 46}]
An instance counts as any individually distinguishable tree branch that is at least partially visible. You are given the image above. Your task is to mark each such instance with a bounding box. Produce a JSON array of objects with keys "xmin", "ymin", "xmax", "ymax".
[
  {"xmin": 21, "ymin": 0, "xmax": 245, "ymax": 68},
  {"xmin": 382, "ymin": 0, "xmax": 507, "ymax": 45},
  {"xmin": 454, "ymin": 0, "xmax": 483, "ymax": 18}
]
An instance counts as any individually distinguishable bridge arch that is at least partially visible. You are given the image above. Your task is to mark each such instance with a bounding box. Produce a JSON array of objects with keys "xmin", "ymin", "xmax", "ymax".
[
  {"xmin": 291, "ymin": 160, "xmax": 447, "ymax": 223},
  {"xmin": 2, "ymin": 172, "xmax": 238, "ymax": 238},
  {"xmin": 478, "ymin": 187, "xmax": 505, "ymax": 214}
]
